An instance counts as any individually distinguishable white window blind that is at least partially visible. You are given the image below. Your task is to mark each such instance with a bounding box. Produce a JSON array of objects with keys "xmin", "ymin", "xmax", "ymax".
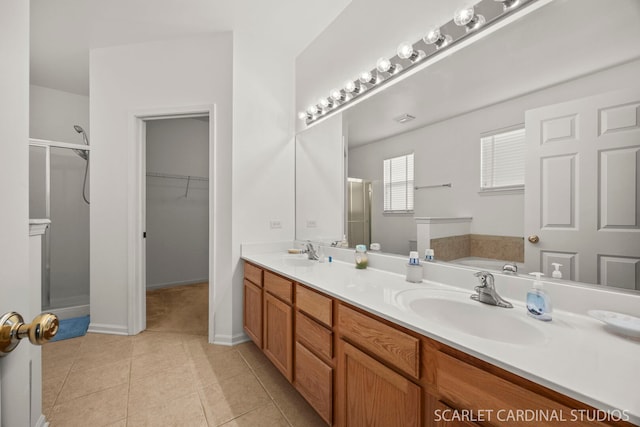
[
  {"xmin": 383, "ymin": 153, "xmax": 414, "ymax": 212},
  {"xmin": 480, "ymin": 127, "xmax": 525, "ymax": 190}
]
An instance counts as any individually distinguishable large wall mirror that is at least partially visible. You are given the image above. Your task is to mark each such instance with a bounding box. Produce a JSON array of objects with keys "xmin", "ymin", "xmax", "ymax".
[{"xmin": 295, "ymin": 0, "xmax": 640, "ymax": 292}]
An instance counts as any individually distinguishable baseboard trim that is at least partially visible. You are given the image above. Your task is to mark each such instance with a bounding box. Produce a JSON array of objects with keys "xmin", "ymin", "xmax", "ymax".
[
  {"xmin": 34, "ymin": 414, "xmax": 49, "ymax": 427},
  {"xmin": 213, "ymin": 332, "xmax": 250, "ymax": 346},
  {"xmin": 146, "ymin": 279, "xmax": 208, "ymax": 291},
  {"xmin": 87, "ymin": 323, "xmax": 129, "ymax": 335},
  {"xmin": 46, "ymin": 304, "xmax": 90, "ymax": 320}
]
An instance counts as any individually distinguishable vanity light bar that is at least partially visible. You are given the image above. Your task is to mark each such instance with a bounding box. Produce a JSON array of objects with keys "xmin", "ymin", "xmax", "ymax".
[{"xmin": 298, "ymin": 0, "xmax": 538, "ymax": 126}]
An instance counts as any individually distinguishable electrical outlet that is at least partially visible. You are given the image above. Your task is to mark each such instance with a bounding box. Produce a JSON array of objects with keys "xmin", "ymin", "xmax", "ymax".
[
  {"xmin": 270, "ymin": 220, "xmax": 282, "ymax": 229},
  {"xmin": 306, "ymin": 220, "xmax": 317, "ymax": 228}
]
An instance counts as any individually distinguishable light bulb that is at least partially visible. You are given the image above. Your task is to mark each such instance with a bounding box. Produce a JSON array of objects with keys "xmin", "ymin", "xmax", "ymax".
[
  {"xmin": 396, "ymin": 42, "xmax": 425, "ymax": 63},
  {"xmin": 376, "ymin": 57, "xmax": 402, "ymax": 75},
  {"xmin": 359, "ymin": 71, "xmax": 376, "ymax": 85},
  {"xmin": 331, "ymin": 89, "xmax": 345, "ymax": 102},
  {"xmin": 495, "ymin": 0, "xmax": 520, "ymax": 10},
  {"xmin": 454, "ymin": 6, "xmax": 485, "ymax": 32},
  {"xmin": 423, "ymin": 27, "xmax": 452, "ymax": 49},
  {"xmin": 319, "ymin": 97, "xmax": 332, "ymax": 109},
  {"xmin": 298, "ymin": 111, "xmax": 308, "ymax": 120},
  {"xmin": 307, "ymin": 105, "xmax": 319, "ymax": 115},
  {"xmin": 376, "ymin": 57, "xmax": 391, "ymax": 72},
  {"xmin": 344, "ymin": 80, "xmax": 358, "ymax": 93},
  {"xmin": 396, "ymin": 42, "xmax": 414, "ymax": 60}
]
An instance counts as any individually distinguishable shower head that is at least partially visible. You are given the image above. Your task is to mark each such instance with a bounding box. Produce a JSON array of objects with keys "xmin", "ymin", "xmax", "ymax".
[{"xmin": 72, "ymin": 124, "xmax": 89, "ymax": 160}]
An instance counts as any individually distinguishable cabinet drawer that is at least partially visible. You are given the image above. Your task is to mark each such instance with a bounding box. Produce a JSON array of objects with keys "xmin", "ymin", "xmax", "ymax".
[
  {"xmin": 338, "ymin": 304, "xmax": 420, "ymax": 379},
  {"xmin": 244, "ymin": 262, "xmax": 263, "ymax": 287},
  {"xmin": 436, "ymin": 352, "xmax": 605, "ymax": 427},
  {"xmin": 296, "ymin": 285, "xmax": 333, "ymax": 327},
  {"xmin": 295, "ymin": 342, "xmax": 333, "ymax": 425},
  {"xmin": 264, "ymin": 270, "xmax": 293, "ymax": 304},
  {"xmin": 296, "ymin": 311, "xmax": 332, "ymax": 362}
]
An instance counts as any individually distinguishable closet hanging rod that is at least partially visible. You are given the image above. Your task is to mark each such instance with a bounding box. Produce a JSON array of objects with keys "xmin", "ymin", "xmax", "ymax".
[
  {"xmin": 414, "ymin": 183, "xmax": 452, "ymax": 190},
  {"xmin": 146, "ymin": 172, "xmax": 208, "ymax": 182}
]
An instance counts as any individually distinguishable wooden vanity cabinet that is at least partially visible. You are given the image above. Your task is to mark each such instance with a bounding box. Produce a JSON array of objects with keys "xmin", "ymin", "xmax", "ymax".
[
  {"xmin": 337, "ymin": 303, "xmax": 422, "ymax": 427},
  {"xmin": 263, "ymin": 271, "xmax": 294, "ymax": 381},
  {"xmin": 294, "ymin": 284, "xmax": 335, "ymax": 425},
  {"xmin": 243, "ymin": 263, "xmax": 263, "ymax": 347},
  {"xmin": 243, "ymin": 262, "xmax": 633, "ymax": 427}
]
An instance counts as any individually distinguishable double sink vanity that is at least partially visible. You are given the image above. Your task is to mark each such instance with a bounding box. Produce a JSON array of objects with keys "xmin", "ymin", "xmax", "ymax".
[{"xmin": 242, "ymin": 244, "xmax": 639, "ymax": 427}]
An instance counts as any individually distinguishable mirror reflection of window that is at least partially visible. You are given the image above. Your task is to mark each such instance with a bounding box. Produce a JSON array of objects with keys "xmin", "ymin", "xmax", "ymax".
[
  {"xmin": 383, "ymin": 153, "xmax": 414, "ymax": 212},
  {"xmin": 480, "ymin": 127, "xmax": 525, "ymax": 192}
]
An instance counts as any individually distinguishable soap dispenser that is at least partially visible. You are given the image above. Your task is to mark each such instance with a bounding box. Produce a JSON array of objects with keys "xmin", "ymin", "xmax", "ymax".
[
  {"xmin": 526, "ymin": 272, "xmax": 552, "ymax": 321},
  {"xmin": 551, "ymin": 263, "xmax": 563, "ymax": 279}
]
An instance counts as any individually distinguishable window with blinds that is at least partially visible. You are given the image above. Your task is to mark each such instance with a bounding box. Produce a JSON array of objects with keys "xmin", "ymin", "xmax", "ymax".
[
  {"xmin": 480, "ymin": 127, "xmax": 525, "ymax": 191},
  {"xmin": 383, "ymin": 153, "xmax": 414, "ymax": 212}
]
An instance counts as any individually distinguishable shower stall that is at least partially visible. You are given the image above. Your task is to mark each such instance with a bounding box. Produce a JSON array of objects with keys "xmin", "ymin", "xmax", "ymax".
[{"xmin": 29, "ymin": 128, "xmax": 90, "ymax": 316}]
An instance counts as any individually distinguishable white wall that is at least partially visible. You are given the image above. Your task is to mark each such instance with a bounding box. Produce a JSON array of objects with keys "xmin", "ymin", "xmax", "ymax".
[
  {"xmin": 29, "ymin": 84, "xmax": 90, "ymax": 309},
  {"xmin": 349, "ymin": 59, "xmax": 640, "ymax": 250},
  {"xmin": 0, "ymin": 2, "xmax": 33, "ymax": 425},
  {"xmin": 229, "ymin": 32, "xmax": 297, "ymax": 343},
  {"xmin": 90, "ymin": 33, "xmax": 232, "ymax": 336},
  {"xmin": 30, "ymin": 84, "xmax": 89, "ymax": 143},
  {"xmin": 146, "ymin": 118, "xmax": 209, "ymax": 289}
]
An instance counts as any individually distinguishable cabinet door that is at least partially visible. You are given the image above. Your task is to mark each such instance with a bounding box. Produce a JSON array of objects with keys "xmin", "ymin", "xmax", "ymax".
[
  {"xmin": 263, "ymin": 292, "xmax": 293, "ymax": 381},
  {"xmin": 338, "ymin": 340, "xmax": 421, "ymax": 427},
  {"xmin": 295, "ymin": 342, "xmax": 333, "ymax": 425},
  {"xmin": 243, "ymin": 279, "xmax": 262, "ymax": 348}
]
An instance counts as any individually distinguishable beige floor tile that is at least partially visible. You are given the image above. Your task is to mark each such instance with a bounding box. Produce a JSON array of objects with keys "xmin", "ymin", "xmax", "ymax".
[
  {"xmin": 48, "ymin": 384, "xmax": 128, "ymax": 427},
  {"xmin": 253, "ymin": 364, "xmax": 326, "ymax": 427},
  {"xmin": 220, "ymin": 403, "xmax": 290, "ymax": 427},
  {"xmin": 127, "ymin": 392, "xmax": 207, "ymax": 427},
  {"xmin": 183, "ymin": 334, "xmax": 234, "ymax": 359},
  {"xmin": 236, "ymin": 341, "xmax": 272, "ymax": 372},
  {"xmin": 43, "ymin": 355, "xmax": 75, "ymax": 382},
  {"xmin": 198, "ymin": 371, "xmax": 271, "ymax": 426},
  {"xmin": 128, "ymin": 365, "xmax": 197, "ymax": 415},
  {"xmin": 43, "ymin": 336, "xmax": 84, "ymax": 361},
  {"xmin": 80, "ymin": 333, "xmax": 132, "ymax": 352},
  {"xmin": 132, "ymin": 330, "xmax": 185, "ymax": 356},
  {"xmin": 105, "ymin": 420, "xmax": 127, "ymax": 427},
  {"xmin": 72, "ymin": 339, "xmax": 134, "ymax": 372},
  {"xmin": 57, "ymin": 358, "xmax": 131, "ymax": 403},
  {"xmin": 42, "ymin": 374, "xmax": 67, "ymax": 410},
  {"xmin": 188, "ymin": 349, "xmax": 250, "ymax": 389},
  {"xmin": 130, "ymin": 345, "xmax": 188, "ymax": 381}
]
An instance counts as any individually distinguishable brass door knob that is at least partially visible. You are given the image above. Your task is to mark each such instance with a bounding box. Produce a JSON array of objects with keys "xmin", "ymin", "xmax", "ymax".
[
  {"xmin": 0, "ymin": 312, "xmax": 59, "ymax": 356},
  {"xmin": 528, "ymin": 235, "xmax": 540, "ymax": 244}
]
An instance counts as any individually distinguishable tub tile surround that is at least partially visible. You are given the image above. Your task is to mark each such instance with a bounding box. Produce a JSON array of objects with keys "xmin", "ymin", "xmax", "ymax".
[{"xmin": 241, "ymin": 241, "xmax": 640, "ymax": 424}]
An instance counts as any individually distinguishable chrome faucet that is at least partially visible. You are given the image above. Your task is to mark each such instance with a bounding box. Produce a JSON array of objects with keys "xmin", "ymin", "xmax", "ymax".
[
  {"xmin": 502, "ymin": 263, "xmax": 518, "ymax": 274},
  {"xmin": 303, "ymin": 241, "xmax": 319, "ymax": 261},
  {"xmin": 471, "ymin": 271, "xmax": 513, "ymax": 308}
]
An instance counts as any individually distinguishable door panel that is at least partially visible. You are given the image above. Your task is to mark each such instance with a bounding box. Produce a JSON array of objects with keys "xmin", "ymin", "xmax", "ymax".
[{"xmin": 525, "ymin": 88, "xmax": 640, "ymax": 289}]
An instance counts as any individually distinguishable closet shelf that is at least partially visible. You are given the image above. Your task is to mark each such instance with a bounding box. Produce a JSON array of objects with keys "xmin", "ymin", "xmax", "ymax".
[
  {"xmin": 146, "ymin": 172, "xmax": 208, "ymax": 182},
  {"xmin": 146, "ymin": 172, "xmax": 208, "ymax": 198}
]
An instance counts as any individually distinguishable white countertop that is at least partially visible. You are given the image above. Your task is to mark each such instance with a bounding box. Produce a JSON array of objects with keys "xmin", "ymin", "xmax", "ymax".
[{"xmin": 242, "ymin": 250, "xmax": 640, "ymax": 425}]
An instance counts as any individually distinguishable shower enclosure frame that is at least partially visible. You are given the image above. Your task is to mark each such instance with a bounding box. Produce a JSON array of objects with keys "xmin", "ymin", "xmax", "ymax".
[{"xmin": 29, "ymin": 137, "xmax": 91, "ymax": 312}]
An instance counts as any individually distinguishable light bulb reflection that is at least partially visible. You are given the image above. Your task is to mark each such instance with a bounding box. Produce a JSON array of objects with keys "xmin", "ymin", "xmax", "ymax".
[
  {"xmin": 423, "ymin": 27, "xmax": 452, "ymax": 50},
  {"xmin": 454, "ymin": 6, "xmax": 485, "ymax": 32}
]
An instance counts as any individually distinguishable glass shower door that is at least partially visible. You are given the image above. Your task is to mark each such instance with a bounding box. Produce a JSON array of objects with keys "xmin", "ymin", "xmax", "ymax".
[{"xmin": 29, "ymin": 144, "xmax": 90, "ymax": 311}]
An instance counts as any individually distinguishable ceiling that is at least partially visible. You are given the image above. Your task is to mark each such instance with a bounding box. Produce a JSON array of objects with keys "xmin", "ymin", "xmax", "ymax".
[
  {"xmin": 344, "ymin": 0, "xmax": 640, "ymax": 146},
  {"xmin": 30, "ymin": 0, "xmax": 352, "ymax": 96}
]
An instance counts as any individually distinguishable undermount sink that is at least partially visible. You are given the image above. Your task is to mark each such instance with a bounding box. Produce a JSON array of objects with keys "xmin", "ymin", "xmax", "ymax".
[
  {"xmin": 395, "ymin": 288, "xmax": 546, "ymax": 346},
  {"xmin": 282, "ymin": 254, "xmax": 316, "ymax": 267}
]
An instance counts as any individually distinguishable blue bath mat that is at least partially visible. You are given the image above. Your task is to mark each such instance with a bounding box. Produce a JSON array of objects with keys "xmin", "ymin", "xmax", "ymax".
[{"xmin": 50, "ymin": 315, "xmax": 90, "ymax": 342}]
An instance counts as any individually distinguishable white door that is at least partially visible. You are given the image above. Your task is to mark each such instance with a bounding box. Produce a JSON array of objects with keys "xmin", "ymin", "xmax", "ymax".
[
  {"xmin": 1, "ymin": 1, "xmax": 33, "ymax": 425},
  {"xmin": 525, "ymin": 88, "xmax": 640, "ymax": 289}
]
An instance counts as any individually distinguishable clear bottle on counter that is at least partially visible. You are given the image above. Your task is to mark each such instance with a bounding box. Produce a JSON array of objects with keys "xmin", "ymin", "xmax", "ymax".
[{"xmin": 354, "ymin": 244, "xmax": 368, "ymax": 269}]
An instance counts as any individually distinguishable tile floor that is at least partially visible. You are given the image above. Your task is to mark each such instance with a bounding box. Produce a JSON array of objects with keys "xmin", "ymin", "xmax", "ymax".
[{"xmin": 42, "ymin": 284, "xmax": 326, "ymax": 427}]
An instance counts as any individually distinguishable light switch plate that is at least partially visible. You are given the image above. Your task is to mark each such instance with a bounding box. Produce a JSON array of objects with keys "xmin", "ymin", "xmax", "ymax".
[
  {"xmin": 306, "ymin": 220, "xmax": 317, "ymax": 228},
  {"xmin": 270, "ymin": 220, "xmax": 282, "ymax": 229}
]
